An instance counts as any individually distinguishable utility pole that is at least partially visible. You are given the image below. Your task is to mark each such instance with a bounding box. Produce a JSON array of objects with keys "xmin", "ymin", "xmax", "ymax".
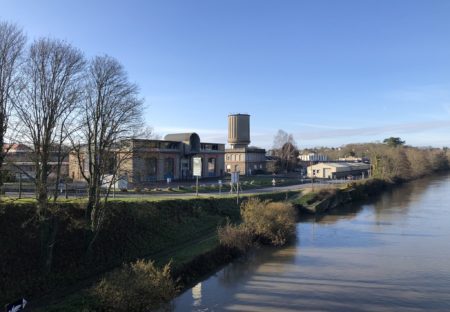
[{"xmin": 196, "ymin": 176, "xmax": 199, "ymax": 197}]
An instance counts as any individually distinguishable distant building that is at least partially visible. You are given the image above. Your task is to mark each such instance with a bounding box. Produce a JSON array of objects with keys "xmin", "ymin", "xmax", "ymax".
[
  {"xmin": 69, "ymin": 133, "xmax": 225, "ymax": 185},
  {"xmin": 338, "ymin": 156, "xmax": 370, "ymax": 163},
  {"xmin": 225, "ymin": 147, "xmax": 266, "ymax": 175},
  {"xmin": 298, "ymin": 153, "xmax": 329, "ymax": 162},
  {"xmin": 2, "ymin": 143, "xmax": 69, "ymax": 181},
  {"xmin": 307, "ymin": 162, "xmax": 370, "ymax": 179},
  {"xmin": 225, "ymin": 114, "xmax": 266, "ymax": 175}
]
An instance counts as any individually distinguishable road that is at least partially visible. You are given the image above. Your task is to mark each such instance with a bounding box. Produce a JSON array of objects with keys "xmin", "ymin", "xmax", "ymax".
[{"xmin": 4, "ymin": 180, "xmax": 346, "ymax": 199}]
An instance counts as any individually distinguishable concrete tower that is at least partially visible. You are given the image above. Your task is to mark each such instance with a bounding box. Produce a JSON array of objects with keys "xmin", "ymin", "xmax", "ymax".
[{"xmin": 228, "ymin": 114, "xmax": 250, "ymax": 149}]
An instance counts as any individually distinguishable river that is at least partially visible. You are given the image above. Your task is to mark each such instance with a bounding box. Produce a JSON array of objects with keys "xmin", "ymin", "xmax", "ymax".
[{"xmin": 173, "ymin": 174, "xmax": 450, "ymax": 311}]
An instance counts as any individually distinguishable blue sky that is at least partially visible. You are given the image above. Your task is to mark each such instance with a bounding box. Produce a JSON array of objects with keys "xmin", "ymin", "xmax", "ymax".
[{"xmin": 1, "ymin": 0, "xmax": 450, "ymax": 148}]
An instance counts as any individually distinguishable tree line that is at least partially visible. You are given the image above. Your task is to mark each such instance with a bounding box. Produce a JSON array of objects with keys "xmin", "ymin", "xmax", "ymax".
[
  {"xmin": 271, "ymin": 129, "xmax": 450, "ymax": 181},
  {"xmin": 309, "ymin": 138, "xmax": 450, "ymax": 181},
  {"xmin": 0, "ymin": 20, "xmax": 145, "ymax": 272}
]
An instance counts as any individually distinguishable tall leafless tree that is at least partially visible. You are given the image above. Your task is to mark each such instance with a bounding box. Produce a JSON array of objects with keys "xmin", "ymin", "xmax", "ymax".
[
  {"xmin": 272, "ymin": 129, "xmax": 298, "ymax": 173},
  {"xmin": 71, "ymin": 55, "xmax": 143, "ymax": 245},
  {"xmin": 14, "ymin": 38, "xmax": 85, "ymax": 273},
  {"xmin": 15, "ymin": 38, "xmax": 85, "ymax": 215},
  {"xmin": 0, "ymin": 21, "xmax": 26, "ymax": 187}
]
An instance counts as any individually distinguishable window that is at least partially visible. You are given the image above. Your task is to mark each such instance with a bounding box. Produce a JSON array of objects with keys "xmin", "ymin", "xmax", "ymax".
[
  {"xmin": 164, "ymin": 158, "xmax": 175, "ymax": 178},
  {"xmin": 149, "ymin": 141, "xmax": 159, "ymax": 148},
  {"xmin": 160, "ymin": 142, "xmax": 179, "ymax": 150},
  {"xmin": 208, "ymin": 158, "xmax": 216, "ymax": 176},
  {"xmin": 144, "ymin": 157, "xmax": 157, "ymax": 181}
]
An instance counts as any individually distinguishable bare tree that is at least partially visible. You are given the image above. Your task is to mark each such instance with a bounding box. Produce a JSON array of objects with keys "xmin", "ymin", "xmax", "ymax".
[
  {"xmin": 135, "ymin": 125, "xmax": 161, "ymax": 140},
  {"xmin": 14, "ymin": 38, "xmax": 85, "ymax": 273},
  {"xmin": 272, "ymin": 129, "xmax": 298, "ymax": 173},
  {"xmin": 0, "ymin": 21, "xmax": 26, "ymax": 187},
  {"xmin": 15, "ymin": 38, "xmax": 85, "ymax": 215},
  {"xmin": 72, "ymin": 55, "xmax": 143, "ymax": 246}
]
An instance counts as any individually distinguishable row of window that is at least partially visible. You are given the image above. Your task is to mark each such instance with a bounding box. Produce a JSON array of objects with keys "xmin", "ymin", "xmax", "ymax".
[
  {"xmin": 201, "ymin": 143, "xmax": 220, "ymax": 151},
  {"xmin": 137, "ymin": 157, "xmax": 217, "ymax": 181},
  {"xmin": 226, "ymin": 163, "xmax": 263, "ymax": 172},
  {"xmin": 133, "ymin": 141, "xmax": 181, "ymax": 150},
  {"xmin": 226, "ymin": 154, "xmax": 243, "ymax": 161},
  {"xmin": 225, "ymin": 153, "xmax": 266, "ymax": 162}
]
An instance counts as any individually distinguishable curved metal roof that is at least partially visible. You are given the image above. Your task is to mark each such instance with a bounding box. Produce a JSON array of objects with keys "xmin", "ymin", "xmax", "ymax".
[{"xmin": 164, "ymin": 133, "xmax": 199, "ymax": 142}]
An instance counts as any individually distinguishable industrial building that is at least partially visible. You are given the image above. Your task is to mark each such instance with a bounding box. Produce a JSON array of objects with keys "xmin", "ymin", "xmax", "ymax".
[
  {"xmin": 69, "ymin": 133, "xmax": 225, "ymax": 185},
  {"xmin": 225, "ymin": 114, "xmax": 267, "ymax": 175},
  {"xmin": 298, "ymin": 153, "xmax": 329, "ymax": 162},
  {"xmin": 307, "ymin": 162, "xmax": 370, "ymax": 179}
]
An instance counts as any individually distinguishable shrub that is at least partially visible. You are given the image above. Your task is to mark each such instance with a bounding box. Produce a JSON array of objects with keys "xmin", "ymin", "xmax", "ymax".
[
  {"xmin": 218, "ymin": 221, "xmax": 254, "ymax": 252},
  {"xmin": 241, "ymin": 198, "xmax": 297, "ymax": 246},
  {"xmin": 92, "ymin": 259, "xmax": 178, "ymax": 312}
]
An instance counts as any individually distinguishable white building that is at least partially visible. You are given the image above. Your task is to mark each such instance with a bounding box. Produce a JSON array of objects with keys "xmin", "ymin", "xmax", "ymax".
[
  {"xmin": 298, "ymin": 153, "xmax": 329, "ymax": 162},
  {"xmin": 307, "ymin": 162, "xmax": 370, "ymax": 179}
]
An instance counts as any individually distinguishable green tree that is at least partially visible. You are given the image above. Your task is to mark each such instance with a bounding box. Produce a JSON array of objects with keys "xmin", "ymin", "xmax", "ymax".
[{"xmin": 383, "ymin": 137, "xmax": 405, "ymax": 147}]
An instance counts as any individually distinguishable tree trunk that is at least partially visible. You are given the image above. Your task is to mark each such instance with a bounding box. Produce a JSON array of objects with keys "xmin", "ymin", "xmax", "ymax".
[{"xmin": 39, "ymin": 215, "xmax": 59, "ymax": 274}]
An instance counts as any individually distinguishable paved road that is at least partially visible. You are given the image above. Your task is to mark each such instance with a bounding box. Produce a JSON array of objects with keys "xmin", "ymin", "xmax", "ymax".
[{"xmin": 4, "ymin": 180, "xmax": 346, "ymax": 199}]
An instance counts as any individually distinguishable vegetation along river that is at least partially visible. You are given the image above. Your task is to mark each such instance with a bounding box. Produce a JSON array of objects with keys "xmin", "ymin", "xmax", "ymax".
[{"xmin": 173, "ymin": 174, "xmax": 450, "ymax": 311}]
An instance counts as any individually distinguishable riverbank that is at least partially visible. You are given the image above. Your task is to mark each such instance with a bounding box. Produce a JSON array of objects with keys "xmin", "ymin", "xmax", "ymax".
[
  {"xmin": 294, "ymin": 178, "xmax": 393, "ymax": 214},
  {"xmin": 40, "ymin": 198, "xmax": 298, "ymax": 311},
  {"xmin": 0, "ymin": 191, "xmax": 297, "ymax": 309}
]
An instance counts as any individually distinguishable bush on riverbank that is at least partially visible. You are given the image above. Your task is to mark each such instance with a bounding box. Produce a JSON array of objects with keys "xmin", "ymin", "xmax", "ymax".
[
  {"xmin": 241, "ymin": 198, "xmax": 297, "ymax": 246},
  {"xmin": 218, "ymin": 221, "xmax": 254, "ymax": 252},
  {"xmin": 92, "ymin": 259, "xmax": 178, "ymax": 312}
]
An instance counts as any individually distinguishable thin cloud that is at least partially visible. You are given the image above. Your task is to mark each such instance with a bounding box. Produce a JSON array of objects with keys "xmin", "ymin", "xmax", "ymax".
[
  {"xmin": 297, "ymin": 120, "xmax": 450, "ymax": 141},
  {"xmin": 293, "ymin": 122, "xmax": 351, "ymax": 130}
]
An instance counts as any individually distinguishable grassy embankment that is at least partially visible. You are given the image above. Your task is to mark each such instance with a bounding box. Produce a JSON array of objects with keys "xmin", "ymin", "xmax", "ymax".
[{"xmin": 0, "ymin": 191, "xmax": 297, "ymax": 310}]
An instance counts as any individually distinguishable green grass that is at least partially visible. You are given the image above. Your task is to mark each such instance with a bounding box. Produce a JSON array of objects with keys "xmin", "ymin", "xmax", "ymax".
[
  {"xmin": 158, "ymin": 236, "xmax": 219, "ymax": 269},
  {"xmin": 36, "ymin": 234, "xmax": 220, "ymax": 312},
  {"xmin": 292, "ymin": 192, "xmax": 317, "ymax": 206}
]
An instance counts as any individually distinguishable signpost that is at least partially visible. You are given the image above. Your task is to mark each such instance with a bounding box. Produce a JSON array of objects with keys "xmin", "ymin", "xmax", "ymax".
[
  {"xmin": 230, "ymin": 172, "xmax": 240, "ymax": 205},
  {"xmin": 193, "ymin": 157, "xmax": 202, "ymax": 196},
  {"xmin": 6, "ymin": 298, "xmax": 27, "ymax": 312}
]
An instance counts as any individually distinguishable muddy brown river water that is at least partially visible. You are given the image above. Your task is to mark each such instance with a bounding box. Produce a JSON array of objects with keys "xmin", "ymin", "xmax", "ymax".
[{"xmin": 173, "ymin": 174, "xmax": 450, "ymax": 311}]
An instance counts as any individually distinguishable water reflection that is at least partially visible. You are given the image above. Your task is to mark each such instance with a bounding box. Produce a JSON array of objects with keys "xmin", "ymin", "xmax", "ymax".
[
  {"xmin": 191, "ymin": 283, "xmax": 202, "ymax": 307},
  {"xmin": 174, "ymin": 174, "xmax": 450, "ymax": 311},
  {"xmin": 218, "ymin": 246, "xmax": 297, "ymax": 287}
]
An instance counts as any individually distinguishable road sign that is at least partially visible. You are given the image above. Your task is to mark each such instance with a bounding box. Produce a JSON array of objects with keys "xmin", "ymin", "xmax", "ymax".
[
  {"xmin": 193, "ymin": 157, "xmax": 202, "ymax": 177},
  {"xmin": 6, "ymin": 298, "xmax": 27, "ymax": 312}
]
